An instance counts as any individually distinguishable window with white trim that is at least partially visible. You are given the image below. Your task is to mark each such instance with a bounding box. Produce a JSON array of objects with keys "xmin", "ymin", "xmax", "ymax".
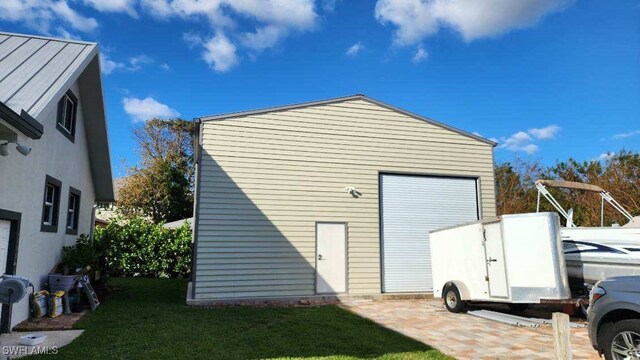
[
  {"xmin": 66, "ymin": 188, "xmax": 81, "ymax": 235},
  {"xmin": 56, "ymin": 90, "xmax": 77, "ymax": 142},
  {"xmin": 41, "ymin": 176, "xmax": 61, "ymax": 232}
]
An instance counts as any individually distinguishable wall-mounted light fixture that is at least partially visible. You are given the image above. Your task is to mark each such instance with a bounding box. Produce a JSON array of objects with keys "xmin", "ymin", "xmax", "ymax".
[
  {"xmin": 0, "ymin": 141, "xmax": 31, "ymax": 157},
  {"xmin": 345, "ymin": 186, "xmax": 362, "ymax": 198}
]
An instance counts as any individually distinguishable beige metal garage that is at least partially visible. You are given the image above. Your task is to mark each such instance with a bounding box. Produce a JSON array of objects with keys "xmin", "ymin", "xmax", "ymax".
[{"xmin": 188, "ymin": 94, "xmax": 496, "ymax": 304}]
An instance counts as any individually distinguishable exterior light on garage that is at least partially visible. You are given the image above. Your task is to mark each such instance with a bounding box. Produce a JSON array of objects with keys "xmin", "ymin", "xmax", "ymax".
[{"xmin": 345, "ymin": 186, "xmax": 362, "ymax": 198}]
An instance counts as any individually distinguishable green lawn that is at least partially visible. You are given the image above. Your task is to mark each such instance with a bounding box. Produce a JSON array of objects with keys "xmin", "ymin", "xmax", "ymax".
[{"xmin": 31, "ymin": 278, "xmax": 449, "ymax": 359}]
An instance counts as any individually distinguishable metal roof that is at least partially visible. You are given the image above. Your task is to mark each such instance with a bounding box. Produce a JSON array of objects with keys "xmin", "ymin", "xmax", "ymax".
[
  {"xmin": 0, "ymin": 32, "xmax": 98, "ymax": 118},
  {"xmin": 0, "ymin": 32, "xmax": 114, "ymax": 201},
  {"xmin": 196, "ymin": 94, "xmax": 497, "ymax": 146},
  {"xmin": 0, "ymin": 100, "xmax": 43, "ymax": 139}
]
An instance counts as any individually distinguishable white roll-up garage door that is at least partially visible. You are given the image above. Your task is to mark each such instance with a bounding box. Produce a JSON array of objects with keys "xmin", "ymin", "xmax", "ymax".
[{"xmin": 381, "ymin": 174, "xmax": 480, "ymax": 293}]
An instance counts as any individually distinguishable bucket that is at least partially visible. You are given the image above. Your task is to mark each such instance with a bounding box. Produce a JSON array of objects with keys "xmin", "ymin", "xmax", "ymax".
[{"xmin": 49, "ymin": 274, "xmax": 76, "ymax": 292}]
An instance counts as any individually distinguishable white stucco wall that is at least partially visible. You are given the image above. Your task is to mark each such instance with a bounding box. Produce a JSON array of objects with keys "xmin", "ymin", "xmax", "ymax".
[{"xmin": 0, "ymin": 80, "xmax": 96, "ymax": 329}]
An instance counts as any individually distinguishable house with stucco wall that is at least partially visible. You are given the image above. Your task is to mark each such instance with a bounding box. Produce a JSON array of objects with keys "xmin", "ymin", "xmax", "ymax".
[{"xmin": 0, "ymin": 32, "xmax": 113, "ymax": 332}]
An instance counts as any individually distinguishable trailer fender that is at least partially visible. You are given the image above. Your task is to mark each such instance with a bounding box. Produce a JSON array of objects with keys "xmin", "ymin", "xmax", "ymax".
[{"xmin": 443, "ymin": 281, "xmax": 471, "ymax": 301}]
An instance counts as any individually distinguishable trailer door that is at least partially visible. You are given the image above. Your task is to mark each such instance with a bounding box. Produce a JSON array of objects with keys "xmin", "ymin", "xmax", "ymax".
[{"xmin": 483, "ymin": 222, "xmax": 509, "ymax": 298}]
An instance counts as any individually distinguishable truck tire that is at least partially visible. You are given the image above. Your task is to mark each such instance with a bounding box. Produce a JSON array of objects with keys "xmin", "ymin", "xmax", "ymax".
[
  {"xmin": 443, "ymin": 284, "xmax": 467, "ymax": 313},
  {"xmin": 599, "ymin": 319, "xmax": 640, "ymax": 360}
]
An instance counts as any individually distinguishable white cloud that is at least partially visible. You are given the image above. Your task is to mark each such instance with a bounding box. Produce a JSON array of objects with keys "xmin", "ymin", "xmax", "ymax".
[
  {"xmin": 160, "ymin": 63, "xmax": 171, "ymax": 71},
  {"xmin": 183, "ymin": 32, "xmax": 204, "ymax": 48},
  {"xmin": 497, "ymin": 124, "xmax": 561, "ymax": 154},
  {"xmin": 0, "ymin": 0, "xmax": 99, "ymax": 35},
  {"xmin": 129, "ymin": 54, "xmax": 154, "ymax": 70},
  {"xmin": 55, "ymin": 27, "xmax": 80, "ymax": 40},
  {"xmin": 500, "ymin": 131, "xmax": 534, "ymax": 153},
  {"xmin": 346, "ymin": 42, "xmax": 364, "ymax": 56},
  {"xmin": 146, "ymin": 0, "xmax": 318, "ymax": 71},
  {"xmin": 240, "ymin": 25, "xmax": 284, "ymax": 52},
  {"xmin": 1, "ymin": 0, "xmax": 319, "ymax": 73},
  {"xmin": 82, "ymin": 0, "xmax": 138, "ymax": 17},
  {"xmin": 472, "ymin": 131, "xmax": 497, "ymax": 143},
  {"xmin": 100, "ymin": 54, "xmax": 126, "ymax": 75},
  {"xmin": 123, "ymin": 96, "xmax": 180, "ymax": 123},
  {"xmin": 375, "ymin": 0, "xmax": 438, "ymax": 46},
  {"xmin": 202, "ymin": 32, "xmax": 239, "ymax": 72},
  {"xmin": 528, "ymin": 124, "xmax": 561, "ymax": 140},
  {"xmin": 375, "ymin": 0, "xmax": 572, "ymax": 46},
  {"xmin": 598, "ymin": 152, "xmax": 616, "ymax": 161},
  {"xmin": 100, "ymin": 53, "xmax": 155, "ymax": 75},
  {"xmin": 412, "ymin": 46, "xmax": 428, "ymax": 63},
  {"xmin": 140, "ymin": 0, "xmax": 175, "ymax": 18},
  {"xmin": 322, "ymin": 0, "xmax": 341, "ymax": 12},
  {"xmin": 50, "ymin": 1, "xmax": 98, "ymax": 32},
  {"xmin": 611, "ymin": 129, "xmax": 640, "ymax": 140}
]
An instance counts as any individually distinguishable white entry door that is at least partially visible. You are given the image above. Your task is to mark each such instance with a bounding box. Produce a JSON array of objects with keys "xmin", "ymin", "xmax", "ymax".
[
  {"xmin": 483, "ymin": 222, "xmax": 509, "ymax": 298},
  {"xmin": 316, "ymin": 223, "xmax": 347, "ymax": 294},
  {"xmin": 0, "ymin": 220, "xmax": 10, "ymax": 276}
]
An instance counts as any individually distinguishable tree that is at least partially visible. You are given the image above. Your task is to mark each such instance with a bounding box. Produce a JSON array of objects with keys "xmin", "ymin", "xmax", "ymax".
[
  {"xmin": 117, "ymin": 119, "xmax": 195, "ymax": 223},
  {"xmin": 495, "ymin": 151, "xmax": 640, "ymax": 227}
]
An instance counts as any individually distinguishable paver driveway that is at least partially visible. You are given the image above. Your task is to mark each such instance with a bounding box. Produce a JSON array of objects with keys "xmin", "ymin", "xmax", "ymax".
[{"xmin": 343, "ymin": 299, "xmax": 600, "ymax": 360}]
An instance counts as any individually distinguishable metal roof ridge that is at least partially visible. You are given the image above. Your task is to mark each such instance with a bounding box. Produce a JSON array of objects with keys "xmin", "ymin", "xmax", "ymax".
[{"xmin": 0, "ymin": 31, "xmax": 97, "ymax": 46}]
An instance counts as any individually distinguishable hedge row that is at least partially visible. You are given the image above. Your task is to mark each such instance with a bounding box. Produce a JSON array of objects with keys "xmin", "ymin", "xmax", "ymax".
[{"xmin": 63, "ymin": 218, "xmax": 192, "ymax": 279}]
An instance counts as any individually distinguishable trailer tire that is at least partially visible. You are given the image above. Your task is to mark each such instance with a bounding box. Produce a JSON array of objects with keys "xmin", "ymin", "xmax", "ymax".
[
  {"xmin": 443, "ymin": 284, "xmax": 466, "ymax": 313},
  {"xmin": 508, "ymin": 304, "xmax": 529, "ymax": 312}
]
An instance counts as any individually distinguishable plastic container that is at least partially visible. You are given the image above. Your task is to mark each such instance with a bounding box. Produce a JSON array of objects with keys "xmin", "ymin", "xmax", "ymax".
[
  {"xmin": 48, "ymin": 274, "xmax": 76, "ymax": 292},
  {"xmin": 19, "ymin": 334, "xmax": 46, "ymax": 346}
]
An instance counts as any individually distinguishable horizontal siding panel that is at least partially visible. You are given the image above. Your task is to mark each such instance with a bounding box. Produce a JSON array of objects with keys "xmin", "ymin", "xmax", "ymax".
[
  {"xmin": 197, "ymin": 218, "xmax": 376, "ymax": 225},
  {"xmin": 204, "ymin": 143, "xmax": 493, "ymax": 165},
  {"xmin": 198, "ymin": 247, "xmax": 312, "ymax": 253},
  {"xmin": 195, "ymin": 289, "xmax": 313, "ymax": 300},
  {"xmin": 204, "ymin": 157, "xmax": 494, "ymax": 177},
  {"xmin": 204, "ymin": 126, "xmax": 490, "ymax": 152},
  {"xmin": 198, "ymin": 208, "xmax": 379, "ymax": 216},
  {"xmin": 196, "ymin": 258, "xmax": 310, "ymax": 265},
  {"xmin": 198, "ymin": 278, "xmax": 313, "ymax": 289},
  {"xmin": 207, "ymin": 121, "xmax": 484, "ymax": 146},
  {"xmin": 203, "ymin": 127, "xmax": 492, "ymax": 153},
  {"xmin": 194, "ymin": 98, "xmax": 496, "ymax": 300},
  {"xmin": 231, "ymin": 108, "xmax": 482, "ymax": 140},
  {"xmin": 197, "ymin": 264, "xmax": 313, "ymax": 272},
  {"xmin": 203, "ymin": 155, "xmax": 494, "ymax": 174},
  {"xmin": 197, "ymin": 268, "xmax": 312, "ymax": 276}
]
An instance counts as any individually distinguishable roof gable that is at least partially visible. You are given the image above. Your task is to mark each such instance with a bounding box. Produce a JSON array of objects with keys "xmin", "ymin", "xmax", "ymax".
[
  {"xmin": 197, "ymin": 95, "xmax": 496, "ymax": 146},
  {"xmin": 0, "ymin": 31, "xmax": 97, "ymax": 118},
  {"xmin": 0, "ymin": 32, "xmax": 114, "ymax": 201}
]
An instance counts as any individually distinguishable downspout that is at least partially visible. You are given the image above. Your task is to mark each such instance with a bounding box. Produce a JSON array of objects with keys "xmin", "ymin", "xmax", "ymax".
[
  {"xmin": 189, "ymin": 118, "xmax": 203, "ymax": 301},
  {"xmin": 89, "ymin": 204, "xmax": 98, "ymax": 242}
]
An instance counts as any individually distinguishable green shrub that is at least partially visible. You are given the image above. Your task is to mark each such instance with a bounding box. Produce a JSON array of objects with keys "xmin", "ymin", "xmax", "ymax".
[
  {"xmin": 62, "ymin": 234, "xmax": 101, "ymax": 275},
  {"xmin": 71, "ymin": 218, "xmax": 192, "ymax": 279}
]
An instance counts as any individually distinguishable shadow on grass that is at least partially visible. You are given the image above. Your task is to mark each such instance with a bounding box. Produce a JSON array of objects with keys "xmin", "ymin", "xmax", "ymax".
[{"xmin": 28, "ymin": 278, "xmax": 449, "ymax": 360}]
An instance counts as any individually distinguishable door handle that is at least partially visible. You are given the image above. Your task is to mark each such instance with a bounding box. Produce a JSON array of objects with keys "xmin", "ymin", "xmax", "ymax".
[
  {"xmin": 487, "ymin": 257, "xmax": 497, "ymax": 264},
  {"xmin": 318, "ymin": 254, "xmax": 324, "ymax": 261}
]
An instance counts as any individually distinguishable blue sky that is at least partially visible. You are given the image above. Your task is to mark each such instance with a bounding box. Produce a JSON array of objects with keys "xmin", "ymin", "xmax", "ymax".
[{"xmin": 1, "ymin": 0, "xmax": 639, "ymax": 177}]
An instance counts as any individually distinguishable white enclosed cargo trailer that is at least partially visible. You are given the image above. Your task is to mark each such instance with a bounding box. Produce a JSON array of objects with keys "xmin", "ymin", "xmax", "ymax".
[{"xmin": 430, "ymin": 212, "xmax": 571, "ymax": 312}]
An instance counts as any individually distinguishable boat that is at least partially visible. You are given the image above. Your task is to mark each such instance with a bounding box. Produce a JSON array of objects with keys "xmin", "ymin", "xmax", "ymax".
[
  {"xmin": 535, "ymin": 179, "xmax": 640, "ymax": 290},
  {"xmin": 563, "ymin": 240, "xmax": 640, "ymax": 284}
]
